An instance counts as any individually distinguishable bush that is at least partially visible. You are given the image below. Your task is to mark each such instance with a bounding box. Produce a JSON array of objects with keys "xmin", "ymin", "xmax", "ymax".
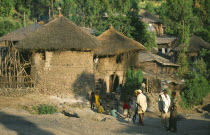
[
  {"xmin": 180, "ymin": 73, "xmax": 210, "ymax": 109},
  {"xmin": 38, "ymin": 105, "xmax": 57, "ymax": 115},
  {"xmin": 122, "ymin": 68, "xmax": 144, "ymax": 99}
]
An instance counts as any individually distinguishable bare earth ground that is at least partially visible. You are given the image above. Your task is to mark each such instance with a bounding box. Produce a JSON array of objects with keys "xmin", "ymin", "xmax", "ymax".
[{"xmin": 0, "ymin": 94, "xmax": 210, "ymax": 135}]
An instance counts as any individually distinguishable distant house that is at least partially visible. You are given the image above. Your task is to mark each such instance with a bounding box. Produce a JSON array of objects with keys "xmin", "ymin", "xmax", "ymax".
[
  {"xmin": 94, "ymin": 25, "xmax": 145, "ymax": 93},
  {"xmin": 156, "ymin": 36, "xmax": 178, "ymax": 54},
  {"xmin": 139, "ymin": 9, "xmax": 164, "ymax": 36},
  {"xmin": 138, "ymin": 51, "xmax": 180, "ymax": 75},
  {"xmin": 137, "ymin": 51, "xmax": 181, "ymax": 93},
  {"xmin": 0, "ymin": 16, "xmax": 102, "ymax": 97},
  {"xmin": 172, "ymin": 35, "xmax": 210, "ymax": 62}
]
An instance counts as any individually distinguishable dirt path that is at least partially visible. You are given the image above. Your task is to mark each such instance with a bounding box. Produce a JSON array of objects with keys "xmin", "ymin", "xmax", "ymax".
[{"xmin": 0, "ymin": 108, "xmax": 209, "ymax": 135}]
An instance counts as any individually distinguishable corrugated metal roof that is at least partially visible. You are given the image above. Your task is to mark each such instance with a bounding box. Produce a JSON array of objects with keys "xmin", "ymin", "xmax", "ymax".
[
  {"xmin": 139, "ymin": 51, "xmax": 180, "ymax": 67},
  {"xmin": 156, "ymin": 37, "xmax": 177, "ymax": 44}
]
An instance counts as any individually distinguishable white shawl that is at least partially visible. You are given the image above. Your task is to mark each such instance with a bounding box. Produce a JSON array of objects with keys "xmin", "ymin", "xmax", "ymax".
[
  {"xmin": 161, "ymin": 94, "xmax": 171, "ymax": 113},
  {"xmin": 137, "ymin": 93, "xmax": 147, "ymax": 112}
]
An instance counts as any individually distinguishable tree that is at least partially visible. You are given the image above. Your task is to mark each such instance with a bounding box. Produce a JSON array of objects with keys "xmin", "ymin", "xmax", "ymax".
[
  {"xmin": 0, "ymin": 0, "xmax": 15, "ymax": 17},
  {"xmin": 123, "ymin": 69, "xmax": 144, "ymax": 99},
  {"xmin": 160, "ymin": 0, "xmax": 199, "ymax": 36},
  {"xmin": 128, "ymin": 10, "xmax": 156, "ymax": 50},
  {"xmin": 0, "ymin": 18, "xmax": 22, "ymax": 36},
  {"xmin": 160, "ymin": 0, "xmax": 195, "ymax": 77}
]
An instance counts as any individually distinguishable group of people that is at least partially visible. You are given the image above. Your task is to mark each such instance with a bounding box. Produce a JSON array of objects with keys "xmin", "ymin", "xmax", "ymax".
[
  {"xmin": 90, "ymin": 91, "xmax": 120, "ymax": 114},
  {"xmin": 89, "ymin": 89, "xmax": 177, "ymax": 132}
]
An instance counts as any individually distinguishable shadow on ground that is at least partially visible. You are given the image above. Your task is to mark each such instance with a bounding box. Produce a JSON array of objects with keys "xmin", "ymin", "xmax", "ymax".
[
  {"xmin": 113, "ymin": 117, "xmax": 210, "ymax": 135},
  {"xmin": 0, "ymin": 112, "xmax": 54, "ymax": 135}
]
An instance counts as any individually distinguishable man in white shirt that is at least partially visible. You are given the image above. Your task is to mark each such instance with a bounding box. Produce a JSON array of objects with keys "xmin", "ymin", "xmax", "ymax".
[
  {"xmin": 159, "ymin": 90, "xmax": 171, "ymax": 129},
  {"xmin": 135, "ymin": 89, "xmax": 147, "ymax": 126}
]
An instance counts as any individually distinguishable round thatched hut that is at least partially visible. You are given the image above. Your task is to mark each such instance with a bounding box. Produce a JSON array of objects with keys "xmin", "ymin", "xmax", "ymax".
[
  {"xmin": 94, "ymin": 25, "xmax": 145, "ymax": 93},
  {"xmin": 17, "ymin": 16, "xmax": 102, "ymax": 96}
]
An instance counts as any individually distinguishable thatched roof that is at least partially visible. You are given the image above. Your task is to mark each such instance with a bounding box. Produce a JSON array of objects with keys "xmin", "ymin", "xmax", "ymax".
[
  {"xmin": 0, "ymin": 23, "xmax": 41, "ymax": 42},
  {"xmin": 172, "ymin": 35, "xmax": 210, "ymax": 52},
  {"xmin": 139, "ymin": 51, "xmax": 180, "ymax": 67},
  {"xmin": 94, "ymin": 25, "xmax": 145, "ymax": 55},
  {"xmin": 156, "ymin": 37, "xmax": 177, "ymax": 45},
  {"xmin": 18, "ymin": 16, "xmax": 101, "ymax": 50},
  {"xmin": 139, "ymin": 9, "xmax": 162, "ymax": 23}
]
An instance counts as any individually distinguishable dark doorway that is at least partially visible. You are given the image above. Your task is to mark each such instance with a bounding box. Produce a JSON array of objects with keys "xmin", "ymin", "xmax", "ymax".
[{"xmin": 109, "ymin": 74, "xmax": 119, "ymax": 92}]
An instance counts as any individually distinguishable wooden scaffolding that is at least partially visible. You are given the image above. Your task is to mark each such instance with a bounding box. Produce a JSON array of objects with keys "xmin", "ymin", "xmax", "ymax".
[{"xmin": 0, "ymin": 42, "xmax": 34, "ymax": 88}]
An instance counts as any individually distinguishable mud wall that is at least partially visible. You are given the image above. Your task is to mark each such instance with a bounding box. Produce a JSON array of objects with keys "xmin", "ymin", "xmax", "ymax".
[
  {"xmin": 31, "ymin": 51, "xmax": 95, "ymax": 97},
  {"xmin": 95, "ymin": 52, "xmax": 138, "ymax": 93}
]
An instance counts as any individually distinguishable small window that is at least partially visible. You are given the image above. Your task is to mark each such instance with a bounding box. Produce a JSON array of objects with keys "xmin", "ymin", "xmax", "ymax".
[
  {"xmin": 158, "ymin": 49, "xmax": 162, "ymax": 52},
  {"xmin": 116, "ymin": 54, "xmax": 123, "ymax": 63},
  {"xmin": 41, "ymin": 51, "xmax": 46, "ymax": 60}
]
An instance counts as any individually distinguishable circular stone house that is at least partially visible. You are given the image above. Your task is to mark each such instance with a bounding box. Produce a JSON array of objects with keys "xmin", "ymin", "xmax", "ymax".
[
  {"xmin": 94, "ymin": 25, "xmax": 145, "ymax": 93},
  {"xmin": 17, "ymin": 16, "xmax": 101, "ymax": 96}
]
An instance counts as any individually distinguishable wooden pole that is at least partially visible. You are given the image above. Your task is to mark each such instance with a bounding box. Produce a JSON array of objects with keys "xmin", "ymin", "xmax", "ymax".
[{"xmin": 147, "ymin": 77, "xmax": 149, "ymax": 93}]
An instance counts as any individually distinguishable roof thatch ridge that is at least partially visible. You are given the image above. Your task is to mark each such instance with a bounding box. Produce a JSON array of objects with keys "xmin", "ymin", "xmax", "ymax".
[
  {"xmin": 18, "ymin": 16, "xmax": 102, "ymax": 50},
  {"xmin": 95, "ymin": 25, "xmax": 145, "ymax": 55}
]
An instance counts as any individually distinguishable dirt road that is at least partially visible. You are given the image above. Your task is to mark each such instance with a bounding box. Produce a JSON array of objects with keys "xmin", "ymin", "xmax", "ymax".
[{"xmin": 0, "ymin": 108, "xmax": 209, "ymax": 135}]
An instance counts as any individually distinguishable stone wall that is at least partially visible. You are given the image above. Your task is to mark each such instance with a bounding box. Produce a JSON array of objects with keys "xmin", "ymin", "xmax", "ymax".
[
  {"xmin": 95, "ymin": 52, "xmax": 138, "ymax": 93},
  {"xmin": 0, "ymin": 88, "xmax": 36, "ymax": 97},
  {"xmin": 31, "ymin": 51, "xmax": 95, "ymax": 97}
]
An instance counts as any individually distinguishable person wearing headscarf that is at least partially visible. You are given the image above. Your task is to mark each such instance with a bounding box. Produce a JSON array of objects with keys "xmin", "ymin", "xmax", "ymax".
[{"xmin": 135, "ymin": 89, "xmax": 147, "ymax": 126}]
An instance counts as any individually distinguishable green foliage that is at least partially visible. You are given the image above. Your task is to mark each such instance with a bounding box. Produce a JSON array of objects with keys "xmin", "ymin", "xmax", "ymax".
[
  {"xmin": 38, "ymin": 104, "xmax": 57, "ymax": 115},
  {"xmin": 200, "ymin": 49, "xmax": 210, "ymax": 79},
  {"xmin": 0, "ymin": 0, "xmax": 15, "ymax": 17},
  {"xmin": 0, "ymin": 18, "xmax": 22, "ymax": 36},
  {"xmin": 128, "ymin": 11, "xmax": 157, "ymax": 50},
  {"xmin": 96, "ymin": 15, "xmax": 134, "ymax": 38},
  {"xmin": 180, "ymin": 73, "xmax": 210, "ymax": 109},
  {"xmin": 193, "ymin": 0, "xmax": 210, "ymax": 28},
  {"xmin": 160, "ymin": 0, "xmax": 193, "ymax": 78},
  {"xmin": 177, "ymin": 52, "xmax": 189, "ymax": 78},
  {"xmin": 193, "ymin": 58, "xmax": 207, "ymax": 76},
  {"xmin": 0, "ymin": 0, "xmax": 154, "ymax": 50},
  {"xmin": 123, "ymin": 69, "xmax": 144, "ymax": 99},
  {"xmin": 143, "ymin": 31, "xmax": 156, "ymax": 50},
  {"xmin": 145, "ymin": 2, "xmax": 156, "ymax": 14},
  {"xmin": 160, "ymin": 0, "xmax": 199, "ymax": 36}
]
